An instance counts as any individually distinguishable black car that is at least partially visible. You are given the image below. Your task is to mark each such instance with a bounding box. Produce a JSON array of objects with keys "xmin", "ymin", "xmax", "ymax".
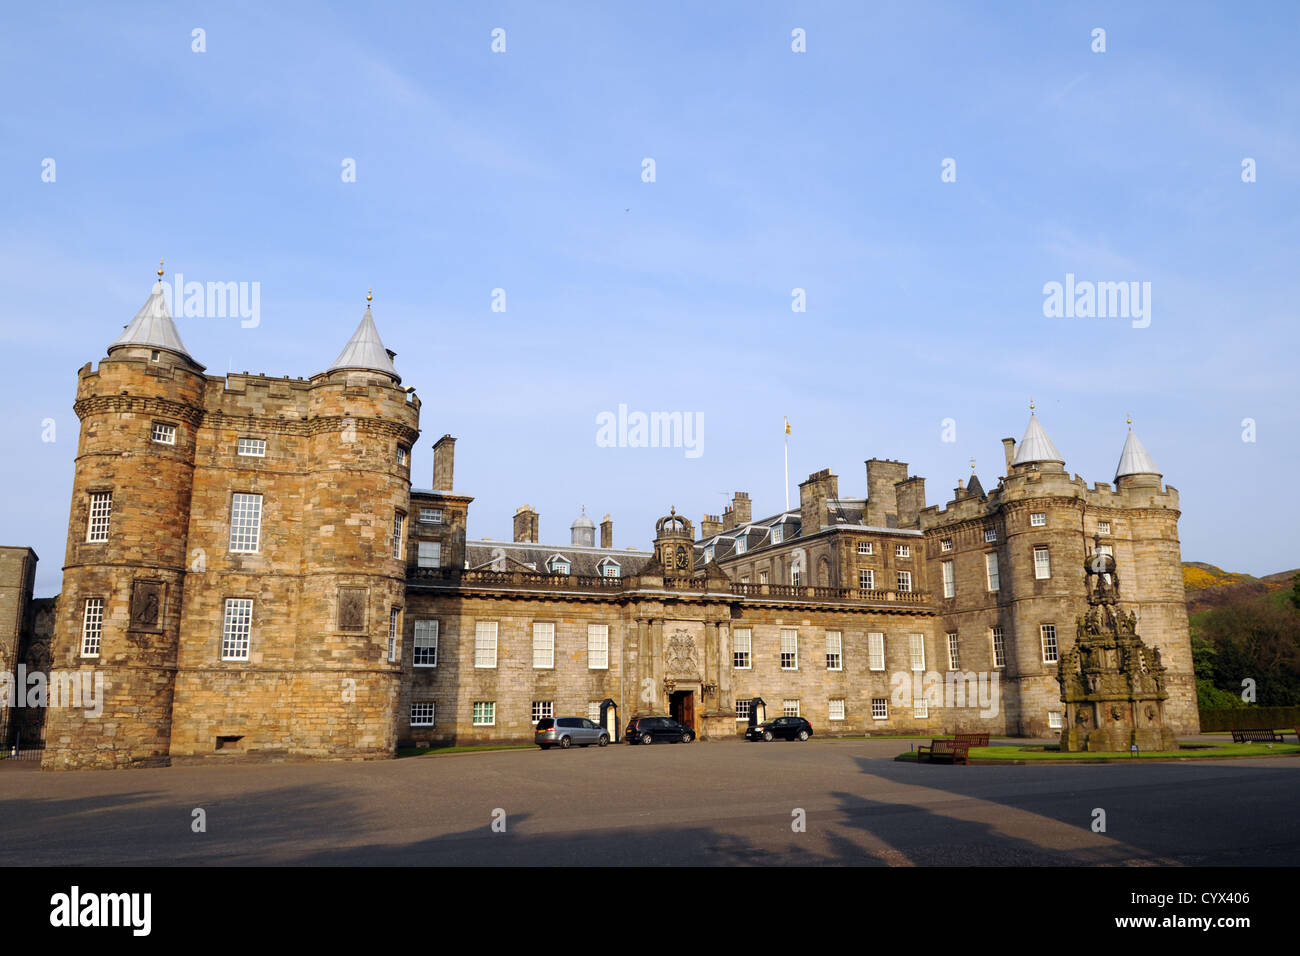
[
  {"xmin": 746, "ymin": 716, "xmax": 814, "ymax": 742},
  {"xmin": 625, "ymin": 716, "xmax": 695, "ymax": 744}
]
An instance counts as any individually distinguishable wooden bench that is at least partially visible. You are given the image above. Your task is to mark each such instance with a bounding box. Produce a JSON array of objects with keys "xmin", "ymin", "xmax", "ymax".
[
  {"xmin": 955, "ymin": 732, "xmax": 989, "ymax": 748},
  {"xmin": 1229, "ymin": 728, "xmax": 1286, "ymax": 743},
  {"xmin": 917, "ymin": 737, "xmax": 971, "ymax": 765}
]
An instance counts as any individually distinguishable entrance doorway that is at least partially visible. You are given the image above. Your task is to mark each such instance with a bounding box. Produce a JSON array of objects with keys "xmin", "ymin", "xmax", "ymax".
[{"xmin": 669, "ymin": 690, "xmax": 695, "ymax": 733}]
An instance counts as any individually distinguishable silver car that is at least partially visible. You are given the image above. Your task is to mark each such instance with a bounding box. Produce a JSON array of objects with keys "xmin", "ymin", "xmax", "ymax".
[{"xmin": 535, "ymin": 716, "xmax": 610, "ymax": 749}]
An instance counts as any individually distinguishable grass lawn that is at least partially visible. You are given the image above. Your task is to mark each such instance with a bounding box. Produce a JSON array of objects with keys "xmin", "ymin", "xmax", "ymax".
[
  {"xmin": 896, "ymin": 741, "xmax": 1300, "ymax": 763},
  {"xmin": 396, "ymin": 744, "xmax": 535, "ymax": 758}
]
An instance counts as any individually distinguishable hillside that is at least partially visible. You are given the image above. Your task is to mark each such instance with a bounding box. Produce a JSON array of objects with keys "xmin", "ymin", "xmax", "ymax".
[{"xmin": 1183, "ymin": 562, "xmax": 1298, "ymax": 616}]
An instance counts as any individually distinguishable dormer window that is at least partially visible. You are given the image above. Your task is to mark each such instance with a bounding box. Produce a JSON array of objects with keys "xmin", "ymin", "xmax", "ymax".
[
  {"xmin": 734, "ymin": 536, "xmax": 747, "ymax": 555},
  {"xmin": 703, "ymin": 547, "xmax": 714, "ymax": 563},
  {"xmin": 598, "ymin": 558, "xmax": 620, "ymax": 579},
  {"xmin": 548, "ymin": 555, "xmax": 571, "ymax": 575},
  {"xmin": 770, "ymin": 526, "xmax": 783, "ymax": 545}
]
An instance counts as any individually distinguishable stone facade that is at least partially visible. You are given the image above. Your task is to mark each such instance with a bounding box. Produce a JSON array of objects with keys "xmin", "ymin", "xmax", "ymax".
[{"xmin": 32, "ymin": 278, "xmax": 1198, "ymax": 768}]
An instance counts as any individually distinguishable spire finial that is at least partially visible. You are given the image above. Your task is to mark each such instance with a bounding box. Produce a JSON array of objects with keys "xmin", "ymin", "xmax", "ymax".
[
  {"xmin": 1127, "ymin": 412, "xmax": 1132, "ymax": 426},
  {"xmin": 157, "ymin": 257, "xmax": 164, "ymax": 279},
  {"xmin": 970, "ymin": 456, "xmax": 976, "ymax": 473},
  {"xmin": 366, "ymin": 287, "xmax": 373, "ymax": 304},
  {"xmin": 1029, "ymin": 397, "xmax": 1035, "ymax": 412}
]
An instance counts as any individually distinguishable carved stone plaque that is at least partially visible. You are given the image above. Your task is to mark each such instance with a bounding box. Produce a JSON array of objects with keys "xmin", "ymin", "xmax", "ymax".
[
  {"xmin": 129, "ymin": 579, "xmax": 165, "ymax": 633},
  {"xmin": 665, "ymin": 628, "xmax": 699, "ymax": 678},
  {"xmin": 338, "ymin": 588, "xmax": 369, "ymax": 631}
]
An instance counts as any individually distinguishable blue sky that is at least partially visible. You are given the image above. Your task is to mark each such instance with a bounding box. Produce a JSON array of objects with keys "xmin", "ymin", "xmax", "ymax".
[{"xmin": 2, "ymin": 1, "xmax": 1297, "ymax": 596}]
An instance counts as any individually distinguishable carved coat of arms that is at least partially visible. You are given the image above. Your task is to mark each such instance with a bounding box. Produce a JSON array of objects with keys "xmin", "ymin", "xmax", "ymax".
[{"xmin": 665, "ymin": 630, "xmax": 699, "ymax": 677}]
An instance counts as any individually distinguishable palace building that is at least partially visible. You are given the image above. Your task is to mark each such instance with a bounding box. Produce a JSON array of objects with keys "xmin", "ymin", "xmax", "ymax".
[{"xmin": 30, "ymin": 276, "xmax": 1197, "ymax": 769}]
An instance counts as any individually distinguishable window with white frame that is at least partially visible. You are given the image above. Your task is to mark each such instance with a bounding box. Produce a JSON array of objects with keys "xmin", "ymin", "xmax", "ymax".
[
  {"xmin": 913, "ymin": 697, "xmax": 929, "ymax": 718},
  {"xmin": 472, "ymin": 701, "xmax": 495, "ymax": 726},
  {"xmin": 733, "ymin": 628, "xmax": 752, "ymax": 669},
  {"xmin": 87, "ymin": 492, "xmax": 112, "ymax": 543},
  {"xmin": 391, "ymin": 512, "xmax": 405, "ymax": 560},
  {"xmin": 396, "ymin": 444, "xmax": 409, "ymax": 466},
  {"xmin": 828, "ymin": 699, "xmax": 845, "ymax": 721},
  {"xmin": 151, "ymin": 421, "xmax": 176, "ymax": 445},
  {"xmin": 783, "ymin": 699, "xmax": 800, "ymax": 717},
  {"xmin": 859, "ymin": 568, "xmax": 875, "ymax": 590},
  {"xmin": 587, "ymin": 624, "xmax": 609, "ymax": 670},
  {"xmin": 388, "ymin": 608, "xmax": 400, "ymax": 662},
  {"xmin": 419, "ymin": 507, "xmax": 443, "ymax": 524},
  {"xmin": 474, "ymin": 621, "xmax": 498, "ymax": 668},
  {"xmin": 991, "ymin": 626, "xmax": 1006, "ymax": 668},
  {"xmin": 735, "ymin": 698, "xmax": 751, "ymax": 721},
  {"xmin": 985, "ymin": 528, "xmax": 997, "ymax": 542},
  {"xmin": 897, "ymin": 570, "xmax": 912, "ymax": 592},
  {"xmin": 825, "ymin": 631, "xmax": 842, "ymax": 670},
  {"xmin": 770, "ymin": 526, "xmax": 783, "ymax": 545},
  {"xmin": 758, "ymin": 569, "xmax": 769, "ymax": 584},
  {"xmin": 780, "ymin": 629, "xmax": 798, "ymax": 670},
  {"xmin": 1030, "ymin": 512, "xmax": 1046, "ymax": 527},
  {"xmin": 942, "ymin": 560, "xmax": 955, "ymax": 598},
  {"xmin": 221, "ymin": 598, "xmax": 252, "ymax": 661},
  {"xmin": 857, "ymin": 541, "xmax": 873, "ymax": 555},
  {"xmin": 229, "ymin": 493, "xmax": 262, "ymax": 553},
  {"xmin": 236, "ymin": 437, "xmax": 266, "ymax": 457},
  {"xmin": 986, "ymin": 552, "xmax": 1000, "ymax": 591},
  {"xmin": 872, "ymin": 698, "xmax": 888, "ymax": 720},
  {"xmin": 1048, "ymin": 710, "xmax": 1063, "ymax": 730},
  {"xmin": 940, "ymin": 538, "xmax": 953, "ymax": 552},
  {"xmin": 1034, "ymin": 546, "xmax": 1051, "ymax": 579},
  {"xmin": 417, "ymin": 541, "xmax": 441, "ymax": 568},
  {"xmin": 532, "ymin": 622, "xmax": 555, "ymax": 669},
  {"xmin": 1041, "ymin": 623, "xmax": 1059, "ymax": 663},
  {"xmin": 734, "ymin": 536, "xmax": 747, "ymax": 555},
  {"xmin": 909, "ymin": 633, "xmax": 925, "ymax": 672},
  {"xmin": 790, "ymin": 568, "xmax": 802, "ymax": 586},
  {"xmin": 531, "ymin": 700, "xmax": 553, "ymax": 724},
  {"xmin": 868, "ymin": 632, "xmax": 885, "ymax": 671},
  {"xmin": 550, "ymin": 557, "xmax": 570, "ymax": 575},
  {"xmin": 80, "ymin": 597, "xmax": 104, "ymax": 657},
  {"xmin": 414, "ymin": 620, "xmax": 438, "ymax": 667},
  {"xmin": 411, "ymin": 702, "xmax": 436, "ymax": 727},
  {"xmin": 947, "ymin": 632, "xmax": 960, "ymax": 670},
  {"xmin": 896, "ymin": 544, "xmax": 910, "ymax": 558},
  {"xmin": 703, "ymin": 546, "xmax": 714, "ymax": 563},
  {"xmin": 587, "ymin": 701, "xmax": 602, "ymax": 723},
  {"xmin": 601, "ymin": 560, "xmax": 620, "ymax": 578},
  {"xmin": 1097, "ymin": 520, "xmax": 1111, "ymax": 535}
]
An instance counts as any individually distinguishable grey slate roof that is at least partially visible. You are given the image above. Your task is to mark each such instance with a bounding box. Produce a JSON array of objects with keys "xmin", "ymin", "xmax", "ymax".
[
  {"xmin": 109, "ymin": 281, "xmax": 197, "ymax": 363},
  {"xmin": 326, "ymin": 307, "xmax": 400, "ymax": 381},
  {"xmin": 1114, "ymin": 427, "xmax": 1160, "ymax": 479},
  {"xmin": 465, "ymin": 540, "xmax": 652, "ymax": 577},
  {"xmin": 1011, "ymin": 413, "xmax": 1065, "ymax": 465}
]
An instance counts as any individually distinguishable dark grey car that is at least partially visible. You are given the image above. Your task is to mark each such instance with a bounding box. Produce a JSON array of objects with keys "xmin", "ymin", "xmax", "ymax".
[{"xmin": 535, "ymin": 716, "xmax": 610, "ymax": 749}]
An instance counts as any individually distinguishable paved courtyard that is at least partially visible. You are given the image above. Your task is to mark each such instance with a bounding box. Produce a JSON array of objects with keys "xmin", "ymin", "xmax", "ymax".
[{"xmin": 2, "ymin": 738, "xmax": 1297, "ymax": 866}]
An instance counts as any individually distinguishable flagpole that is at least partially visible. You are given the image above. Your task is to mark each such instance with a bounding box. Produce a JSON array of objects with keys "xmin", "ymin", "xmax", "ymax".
[{"xmin": 784, "ymin": 417, "xmax": 790, "ymax": 512}]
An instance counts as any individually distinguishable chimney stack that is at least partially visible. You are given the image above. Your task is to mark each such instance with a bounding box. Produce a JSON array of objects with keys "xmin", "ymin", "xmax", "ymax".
[
  {"xmin": 730, "ymin": 491, "xmax": 752, "ymax": 525},
  {"xmin": 1001, "ymin": 437, "xmax": 1016, "ymax": 473},
  {"xmin": 600, "ymin": 514, "xmax": 613, "ymax": 549},
  {"xmin": 432, "ymin": 434, "xmax": 456, "ymax": 491},
  {"xmin": 700, "ymin": 514, "xmax": 723, "ymax": 538},
  {"xmin": 513, "ymin": 505, "xmax": 538, "ymax": 544}
]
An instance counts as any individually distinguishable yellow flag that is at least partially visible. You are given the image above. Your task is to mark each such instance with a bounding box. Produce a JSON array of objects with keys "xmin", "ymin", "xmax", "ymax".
[{"xmin": 785, "ymin": 417, "xmax": 791, "ymax": 435}]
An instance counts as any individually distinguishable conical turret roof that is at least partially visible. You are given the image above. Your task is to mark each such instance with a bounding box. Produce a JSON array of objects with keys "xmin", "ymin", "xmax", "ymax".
[
  {"xmin": 326, "ymin": 303, "xmax": 399, "ymax": 382},
  {"xmin": 1115, "ymin": 427, "xmax": 1160, "ymax": 480},
  {"xmin": 109, "ymin": 280, "xmax": 197, "ymax": 364},
  {"xmin": 1011, "ymin": 413, "xmax": 1064, "ymax": 466}
]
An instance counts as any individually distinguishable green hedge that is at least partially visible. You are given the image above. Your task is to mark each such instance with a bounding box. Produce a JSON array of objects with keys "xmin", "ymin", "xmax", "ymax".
[{"xmin": 1199, "ymin": 706, "xmax": 1300, "ymax": 733}]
